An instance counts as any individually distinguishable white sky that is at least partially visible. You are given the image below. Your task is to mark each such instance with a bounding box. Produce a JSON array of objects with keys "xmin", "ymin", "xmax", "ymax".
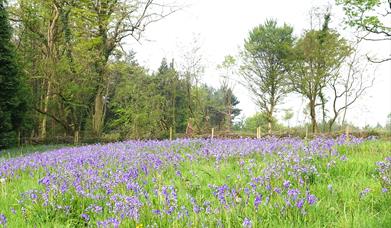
[{"xmin": 126, "ymin": 0, "xmax": 391, "ymax": 127}]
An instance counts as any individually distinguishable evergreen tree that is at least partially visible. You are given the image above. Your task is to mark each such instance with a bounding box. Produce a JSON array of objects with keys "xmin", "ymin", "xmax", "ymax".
[{"xmin": 0, "ymin": 0, "xmax": 27, "ymax": 148}]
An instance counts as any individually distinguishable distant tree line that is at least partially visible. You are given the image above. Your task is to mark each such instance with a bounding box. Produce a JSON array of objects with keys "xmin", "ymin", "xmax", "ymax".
[
  {"xmin": 237, "ymin": 5, "xmax": 385, "ymax": 134},
  {"xmin": 0, "ymin": 0, "xmax": 241, "ymax": 148},
  {"xmin": 0, "ymin": 0, "xmax": 389, "ymax": 148}
]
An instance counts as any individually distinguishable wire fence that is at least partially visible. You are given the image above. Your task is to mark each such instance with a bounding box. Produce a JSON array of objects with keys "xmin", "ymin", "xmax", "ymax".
[{"xmin": 19, "ymin": 127, "xmax": 390, "ymax": 146}]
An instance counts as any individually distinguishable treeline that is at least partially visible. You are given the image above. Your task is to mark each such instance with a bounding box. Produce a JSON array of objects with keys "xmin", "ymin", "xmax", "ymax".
[
  {"xmin": 236, "ymin": 0, "xmax": 391, "ymax": 135},
  {"xmin": 0, "ymin": 0, "xmax": 241, "ymax": 148},
  {"xmin": 0, "ymin": 0, "xmax": 389, "ymax": 148}
]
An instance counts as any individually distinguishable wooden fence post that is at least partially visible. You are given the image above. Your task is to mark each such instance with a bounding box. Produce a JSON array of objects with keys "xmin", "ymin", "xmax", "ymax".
[
  {"xmin": 268, "ymin": 122, "xmax": 272, "ymax": 134},
  {"xmin": 74, "ymin": 130, "xmax": 79, "ymax": 144},
  {"xmin": 346, "ymin": 126, "xmax": 350, "ymax": 141},
  {"xmin": 211, "ymin": 128, "xmax": 214, "ymax": 139},
  {"xmin": 169, "ymin": 127, "xmax": 173, "ymax": 141}
]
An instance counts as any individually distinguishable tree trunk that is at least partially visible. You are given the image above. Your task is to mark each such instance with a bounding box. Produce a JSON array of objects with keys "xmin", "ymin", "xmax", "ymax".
[
  {"xmin": 40, "ymin": 80, "xmax": 51, "ymax": 139},
  {"xmin": 73, "ymin": 129, "xmax": 79, "ymax": 144},
  {"xmin": 40, "ymin": 3, "xmax": 59, "ymax": 140},
  {"xmin": 92, "ymin": 90, "xmax": 104, "ymax": 136},
  {"xmin": 268, "ymin": 122, "xmax": 272, "ymax": 134},
  {"xmin": 226, "ymin": 91, "xmax": 232, "ymax": 131},
  {"xmin": 309, "ymin": 99, "xmax": 318, "ymax": 133},
  {"xmin": 341, "ymin": 99, "xmax": 348, "ymax": 126},
  {"xmin": 319, "ymin": 90, "xmax": 327, "ymax": 133},
  {"xmin": 172, "ymin": 77, "xmax": 176, "ymax": 133},
  {"xmin": 328, "ymin": 116, "xmax": 337, "ymax": 132},
  {"xmin": 267, "ymin": 105, "xmax": 275, "ymax": 134}
]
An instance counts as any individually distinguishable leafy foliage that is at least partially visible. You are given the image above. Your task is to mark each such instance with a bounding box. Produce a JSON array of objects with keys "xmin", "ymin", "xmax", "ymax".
[
  {"xmin": 0, "ymin": 1, "xmax": 28, "ymax": 148},
  {"xmin": 241, "ymin": 19, "xmax": 294, "ymax": 130}
]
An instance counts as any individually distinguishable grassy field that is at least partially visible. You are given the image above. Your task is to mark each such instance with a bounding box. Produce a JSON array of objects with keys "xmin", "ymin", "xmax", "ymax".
[
  {"xmin": 0, "ymin": 144, "xmax": 69, "ymax": 159},
  {"xmin": 0, "ymin": 138, "xmax": 390, "ymax": 227}
]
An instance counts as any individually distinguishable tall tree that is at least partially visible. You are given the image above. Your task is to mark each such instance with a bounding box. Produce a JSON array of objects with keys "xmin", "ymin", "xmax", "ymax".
[
  {"xmin": 155, "ymin": 58, "xmax": 189, "ymax": 134},
  {"xmin": 179, "ymin": 38, "xmax": 205, "ymax": 132},
  {"xmin": 13, "ymin": 0, "xmax": 65, "ymax": 140},
  {"xmin": 217, "ymin": 55, "xmax": 237, "ymax": 131},
  {"xmin": 0, "ymin": 0, "xmax": 28, "ymax": 148},
  {"xmin": 290, "ymin": 14, "xmax": 351, "ymax": 133},
  {"xmin": 74, "ymin": 0, "xmax": 176, "ymax": 136},
  {"xmin": 108, "ymin": 58, "xmax": 164, "ymax": 139},
  {"xmin": 13, "ymin": 0, "xmax": 95, "ymax": 142},
  {"xmin": 240, "ymin": 19, "xmax": 294, "ymax": 133}
]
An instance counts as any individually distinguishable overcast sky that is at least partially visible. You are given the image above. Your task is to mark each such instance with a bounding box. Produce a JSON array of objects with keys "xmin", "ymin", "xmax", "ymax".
[{"xmin": 126, "ymin": 0, "xmax": 391, "ymax": 127}]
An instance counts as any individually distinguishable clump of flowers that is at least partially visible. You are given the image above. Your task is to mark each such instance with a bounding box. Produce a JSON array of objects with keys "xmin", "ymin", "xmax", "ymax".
[
  {"xmin": 376, "ymin": 157, "xmax": 391, "ymax": 193},
  {"xmin": 0, "ymin": 214, "xmax": 6, "ymax": 225},
  {"xmin": 360, "ymin": 188, "xmax": 371, "ymax": 199},
  {"xmin": 242, "ymin": 218, "xmax": 252, "ymax": 227}
]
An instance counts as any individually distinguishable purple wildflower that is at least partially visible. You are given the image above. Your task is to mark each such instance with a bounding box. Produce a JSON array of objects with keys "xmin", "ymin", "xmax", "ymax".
[
  {"xmin": 283, "ymin": 180, "xmax": 291, "ymax": 189},
  {"xmin": 81, "ymin": 213, "xmax": 90, "ymax": 222},
  {"xmin": 360, "ymin": 188, "xmax": 371, "ymax": 198},
  {"xmin": 0, "ymin": 214, "xmax": 6, "ymax": 225},
  {"xmin": 242, "ymin": 218, "xmax": 252, "ymax": 227},
  {"xmin": 287, "ymin": 188, "xmax": 300, "ymax": 200},
  {"xmin": 97, "ymin": 217, "xmax": 120, "ymax": 228},
  {"xmin": 306, "ymin": 194, "xmax": 317, "ymax": 205},
  {"xmin": 296, "ymin": 198, "xmax": 305, "ymax": 209},
  {"xmin": 254, "ymin": 194, "xmax": 262, "ymax": 209},
  {"xmin": 340, "ymin": 155, "xmax": 347, "ymax": 161},
  {"xmin": 152, "ymin": 209, "xmax": 161, "ymax": 215}
]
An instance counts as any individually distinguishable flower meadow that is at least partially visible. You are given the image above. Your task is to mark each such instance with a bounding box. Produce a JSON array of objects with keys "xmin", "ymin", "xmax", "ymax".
[{"xmin": 0, "ymin": 137, "xmax": 390, "ymax": 227}]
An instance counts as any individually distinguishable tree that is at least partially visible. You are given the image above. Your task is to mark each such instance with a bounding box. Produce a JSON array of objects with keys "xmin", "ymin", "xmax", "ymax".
[
  {"xmin": 109, "ymin": 59, "xmax": 164, "ymax": 139},
  {"xmin": 205, "ymin": 87, "xmax": 241, "ymax": 130},
  {"xmin": 290, "ymin": 13, "xmax": 351, "ymax": 133},
  {"xmin": 337, "ymin": 0, "xmax": 391, "ymax": 62},
  {"xmin": 240, "ymin": 19, "xmax": 294, "ymax": 133},
  {"xmin": 328, "ymin": 43, "xmax": 374, "ymax": 131},
  {"xmin": 12, "ymin": 0, "xmax": 99, "ymax": 142},
  {"xmin": 73, "ymin": 0, "xmax": 177, "ymax": 136},
  {"xmin": 243, "ymin": 112, "xmax": 279, "ymax": 133},
  {"xmin": 155, "ymin": 58, "xmax": 189, "ymax": 134},
  {"xmin": 0, "ymin": 0, "xmax": 28, "ymax": 148},
  {"xmin": 179, "ymin": 37, "xmax": 205, "ymax": 132},
  {"xmin": 217, "ymin": 55, "xmax": 237, "ymax": 131},
  {"xmin": 283, "ymin": 108, "xmax": 294, "ymax": 128},
  {"xmin": 12, "ymin": 0, "xmax": 66, "ymax": 140},
  {"xmin": 10, "ymin": 0, "xmax": 178, "ymax": 141}
]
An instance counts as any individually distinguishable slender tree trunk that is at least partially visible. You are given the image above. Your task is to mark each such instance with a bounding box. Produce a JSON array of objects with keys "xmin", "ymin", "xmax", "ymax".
[
  {"xmin": 73, "ymin": 127, "xmax": 79, "ymax": 144},
  {"xmin": 226, "ymin": 90, "xmax": 232, "ymax": 131},
  {"xmin": 40, "ymin": 3, "xmax": 59, "ymax": 140},
  {"xmin": 328, "ymin": 116, "xmax": 337, "ymax": 132},
  {"xmin": 309, "ymin": 99, "xmax": 318, "ymax": 133},
  {"xmin": 319, "ymin": 90, "xmax": 327, "ymax": 132},
  {"xmin": 40, "ymin": 80, "xmax": 51, "ymax": 139},
  {"xmin": 17, "ymin": 130, "xmax": 21, "ymax": 147},
  {"xmin": 341, "ymin": 93, "xmax": 348, "ymax": 126},
  {"xmin": 172, "ymin": 79, "xmax": 176, "ymax": 133},
  {"xmin": 267, "ymin": 105, "xmax": 275, "ymax": 134}
]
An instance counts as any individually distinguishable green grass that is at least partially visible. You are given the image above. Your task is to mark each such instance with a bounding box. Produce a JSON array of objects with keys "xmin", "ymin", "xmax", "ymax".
[
  {"xmin": 0, "ymin": 144, "xmax": 69, "ymax": 159},
  {"xmin": 0, "ymin": 140, "xmax": 390, "ymax": 227}
]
